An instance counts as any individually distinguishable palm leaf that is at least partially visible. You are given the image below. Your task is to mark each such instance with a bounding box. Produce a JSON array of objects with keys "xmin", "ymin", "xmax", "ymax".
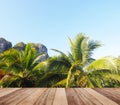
[
  {"xmin": 86, "ymin": 56, "xmax": 117, "ymax": 72},
  {"xmin": 72, "ymin": 33, "xmax": 86, "ymax": 62},
  {"xmin": 52, "ymin": 78, "xmax": 66, "ymax": 87}
]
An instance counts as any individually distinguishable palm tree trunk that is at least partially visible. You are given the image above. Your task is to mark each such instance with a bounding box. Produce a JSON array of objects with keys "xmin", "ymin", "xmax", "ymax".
[{"xmin": 66, "ymin": 64, "xmax": 75, "ymax": 88}]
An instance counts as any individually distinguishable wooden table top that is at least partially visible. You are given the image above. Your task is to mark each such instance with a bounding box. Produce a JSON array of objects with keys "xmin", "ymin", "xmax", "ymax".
[{"xmin": 0, "ymin": 88, "xmax": 120, "ymax": 105}]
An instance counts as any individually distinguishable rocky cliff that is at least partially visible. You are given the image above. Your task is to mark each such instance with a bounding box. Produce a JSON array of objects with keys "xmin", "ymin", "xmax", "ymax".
[
  {"xmin": 0, "ymin": 38, "xmax": 12, "ymax": 53},
  {"xmin": 0, "ymin": 38, "xmax": 49, "ymax": 62},
  {"xmin": 13, "ymin": 42, "xmax": 49, "ymax": 62}
]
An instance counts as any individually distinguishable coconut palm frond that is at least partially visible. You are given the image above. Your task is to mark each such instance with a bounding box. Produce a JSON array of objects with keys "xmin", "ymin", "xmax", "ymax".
[
  {"xmin": 51, "ymin": 49, "xmax": 66, "ymax": 55},
  {"xmin": 0, "ymin": 43, "xmax": 47, "ymax": 87},
  {"xmin": 81, "ymin": 40, "xmax": 101, "ymax": 65},
  {"xmin": 87, "ymin": 69, "xmax": 120, "ymax": 87},
  {"xmin": 67, "ymin": 51, "xmax": 74, "ymax": 63},
  {"xmin": 86, "ymin": 56, "xmax": 117, "ymax": 72},
  {"xmin": 46, "ymin": 55, "xmax": 71, "ymax": 72},
  {"xmin": 52, "ymin": 79, "xmax": 67, "ymax": 87},
  {"xmin": 36, "ymin": 72, "xmax": 67, "ymax": 87},
  {"xmin": 72, "ymin": 33, "xmax": 86, "ymax": 62}
]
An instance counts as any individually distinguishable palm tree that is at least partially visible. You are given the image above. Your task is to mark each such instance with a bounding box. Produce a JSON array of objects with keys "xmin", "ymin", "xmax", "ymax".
[
  {"xmin": 48, "ymin": 33, "xmax": 120, "ymax": 87},
  {"xmin": 86, "ymin": 56, "xmax": 120, "ymax": 87},
  {"xmin": 0, "ymin": 44, "xmax": 46, "ymax": 87}
]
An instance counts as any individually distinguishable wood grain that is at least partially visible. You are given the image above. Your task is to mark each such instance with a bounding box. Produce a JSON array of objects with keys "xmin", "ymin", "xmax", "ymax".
[
  {"xmin": 93, "ymin": 88, "xmax": 120, "ymax": 104},
  {"xmin": 84, "ymin": 88, "xmax": 118, "ymax": 105},
  {"xmin": 0, "ymin": 88, "xmax": 120, "ymax": 105},
  {"xmin": 66, "ymin": 88, "xmax": 85, "ymax": 105},
  {"xmin": 53, "ymin": 88, "xmax": 68, "ymax": 105},
  {"xmin": 0, "ymin": 88, "xmax": 20, "ymax": 97}
]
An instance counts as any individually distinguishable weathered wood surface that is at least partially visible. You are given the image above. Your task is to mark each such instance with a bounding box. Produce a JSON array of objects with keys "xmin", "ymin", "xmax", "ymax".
[{"xmin": 0, "ymin": 88, "xmax": 120, "ymax": 105}]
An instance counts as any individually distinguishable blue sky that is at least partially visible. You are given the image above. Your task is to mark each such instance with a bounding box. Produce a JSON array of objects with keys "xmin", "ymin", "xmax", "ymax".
[{"xmin": 0, "ymin": 0, "xmax": 120, "ymax": 59}]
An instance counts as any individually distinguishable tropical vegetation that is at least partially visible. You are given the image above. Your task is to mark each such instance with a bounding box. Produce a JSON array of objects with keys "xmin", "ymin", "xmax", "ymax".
[{"xmin": 0, "ymin": 33, "xmax": 120, "ymax": 88}]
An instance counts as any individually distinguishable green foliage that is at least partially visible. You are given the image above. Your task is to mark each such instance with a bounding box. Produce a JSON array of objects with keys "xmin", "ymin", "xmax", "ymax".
[
  {"xmin": 86, "ymin": 56, "xmax": 117, "ymax": 71},
  {"xmin": 0, "ymin": 44, "xmax": 47, "ymax": 87},
  {"xmin": 49, "ymin": 33, "xmax": 120, "ymax": 87},
  {"xmin": 0, "ymin": 33, "xmax": 120, "ymax": 88}
]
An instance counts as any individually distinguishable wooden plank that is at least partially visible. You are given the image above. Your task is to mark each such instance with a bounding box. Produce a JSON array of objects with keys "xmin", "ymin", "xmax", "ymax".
[
  {"xmin": 94, "ymin": 88, "xmax": 120, "ymax": 104},
  {"xmin": 53, "ymin": 88, "xmax": 68, "ymax": 105},
  {"xmin": 45, "ymin": 88, "xmax": 57, "ymax": 105},
  {"xmin": 84, "ymin": 88, "xmax": 118, "ymax": 105},
  {"xmin": 33, "ymin": 88, "xmax": 51, "ymax": 105},
  {"xmin": 79, "ymin": 88, "xmax": 102, "ymax": 105},
  {"xmin": 66, "ymin": 88, "xmax": 85, "ymax": 105},
  {"xmin": 0, "ymin": 88, "xmax": 20, "ymax": 97},
  {"xmin": 0, "ymin": 88, "xmax": 34, "ymax": 105},
  {"xmin": 0, "ymin": 88, "xmax": 120, "ymax": 105},
  {"xmin": 74, "ymin": 88, "xmax": 96, "ymax": 105},
  {"xmin": 7, "ymin": 89, "xmax": 34, "ymax": 105},
  {"xmin": 18, "ymin": 88, "xmax": 47, "ymax": 105},
  {"xmin": 0, "ymin": 88, "xmax": 26, "ymax": 104},
  {"xmin": 33, "ymin": 88, "xmax": 56, "ymax": 105}
]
